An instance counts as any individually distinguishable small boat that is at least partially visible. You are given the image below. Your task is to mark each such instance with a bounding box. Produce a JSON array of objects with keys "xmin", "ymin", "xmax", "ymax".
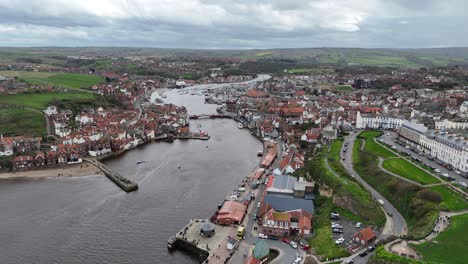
[
  {"xmin": 237, "ymin": 123, "xmax": 244, "ymax": 129},
  {"xmin": 257, "ymin": 151, "xmax": 263, "ymax": 157},
  {"xmin": 136, "ymin": 160, "xmax": 146, "ymax": 164}
]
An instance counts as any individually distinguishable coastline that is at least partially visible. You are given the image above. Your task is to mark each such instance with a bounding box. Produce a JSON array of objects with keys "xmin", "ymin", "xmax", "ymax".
[{"xmin": 0, "ymin": 163, "xmax": 102, "ymax": 180}]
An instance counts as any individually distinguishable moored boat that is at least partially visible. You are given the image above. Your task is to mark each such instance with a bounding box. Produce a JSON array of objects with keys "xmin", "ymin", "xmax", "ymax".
[
  {"xmin": 136, "ymin": 160, "xmax": 146, "ymax": 164},
  {"xmin": 237, "ymin": 123, "xmax": 244, "ymax": 129}
]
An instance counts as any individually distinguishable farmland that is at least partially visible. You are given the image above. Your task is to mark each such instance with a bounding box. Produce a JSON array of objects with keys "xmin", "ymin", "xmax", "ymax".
[
  {"xmin": 0, "ymin": 93, "xmax": 96, "ymax": 110},
  {"xmin": 0, "ymin": 71, "xmax": 104, "ymax": 90}
]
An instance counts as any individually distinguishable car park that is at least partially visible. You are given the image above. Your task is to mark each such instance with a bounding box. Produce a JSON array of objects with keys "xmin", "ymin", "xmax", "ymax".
[
  {"xmin": 258, "ymin": 233, "xmax": 268, "ymax": 239},
  {"xmin": 289, "ymin": 241, "xmax": 298, "ymax": 249}
]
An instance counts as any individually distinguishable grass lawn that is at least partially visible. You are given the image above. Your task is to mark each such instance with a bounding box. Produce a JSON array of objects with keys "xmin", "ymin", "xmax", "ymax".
[
  {"xmin": 382, "ymin": 158, "xmax": 440, "ymax": 185},
  {"xmin": 307, "ymin": 197, "xmax": 350, "ymax": 260},
  {"xmin": 430, "ymin": 185, "xmax": 468, "ymax": 211},
  {"xmin": 0, "ymin": 108, "xmax": 46, "ymax": 136},
  {"xmin": 335, "ymin": 85, "xmax": 353, "ymax": 91},
  {"xmin": 0, "ymin": 93, "xmax": 96, "ymax": 110},
  {"xmin": 359, "ymin": 131, "xmax": 397, "ymax": 158},
  {"xmin": 412, "ymin": 214, "xmax": 468, "ymax": 264}
]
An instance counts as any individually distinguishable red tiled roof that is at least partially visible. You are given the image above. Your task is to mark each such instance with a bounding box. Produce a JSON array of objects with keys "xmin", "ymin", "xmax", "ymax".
[{"xmin": 353, "ymin": 227, "xmax": 376, "ymax": 242}]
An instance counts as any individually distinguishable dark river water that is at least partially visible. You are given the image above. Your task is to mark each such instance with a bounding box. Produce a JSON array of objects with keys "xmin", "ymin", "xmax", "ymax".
[{"xmin": 0, "ymin": 80, "xmax": 265, "ymax": 264}]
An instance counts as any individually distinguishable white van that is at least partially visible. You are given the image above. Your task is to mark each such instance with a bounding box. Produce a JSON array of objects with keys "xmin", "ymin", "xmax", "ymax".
[{"xmin": 377, "ymin": 199, "xmax": 385, "ymax": 206}]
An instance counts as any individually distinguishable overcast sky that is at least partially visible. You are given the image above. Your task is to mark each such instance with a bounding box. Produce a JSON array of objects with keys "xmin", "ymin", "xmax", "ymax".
[{"xmin": 0, "ymin": 0, "xmax": 467, "ymax": 49}]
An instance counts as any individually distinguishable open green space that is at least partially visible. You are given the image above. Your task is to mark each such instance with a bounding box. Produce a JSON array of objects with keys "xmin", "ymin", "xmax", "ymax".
[
  {"xmin": 0, "ymin": 93, "xmax": 96, "ymax": 110},
  {"xmin": 430, "ymin": 185, "xmax": 468, "ymax": 211},
  {"xmin": 335, "ymin": 85, "xmax": 353, "ymax": 91},
  {"xmin": 0, "ymin": 71, "xmax": 104, "ymax": 90},
  {"xmin": 0, "ymin": 108, "xmax": 46, "ymax": 136},
  {"xmin": 353, "ymin": 140, "xmax": 439, "ymax": 240},
  {"xmin": 412, "ymin": 213, "xmax": 468, "ymax": 264},
  {"xmin": 359, "ymin": 131, "xmax": 396, "ymax": 158},
  {"xmin": 307, "ymin": 196, "xmax": 350, "ymax": 260},
  {"xmin": 382, "ymin": 158, "xmax": 440, "ymax": 185},
  {"xmin": 369, "ymin": 246, "xmax": 427, "ymax": 264},
  {"xmin": 305, "ymin": 139, "xmax": 386, "ymax": 226}
]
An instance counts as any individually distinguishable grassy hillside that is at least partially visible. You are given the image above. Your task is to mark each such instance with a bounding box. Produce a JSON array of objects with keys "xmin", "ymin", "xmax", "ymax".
[
  {"xmin": 0, "ymin": 93, "xmax": 96, "ymax": 110},
  {"xmin": 1, "ymin": 47, "xmax": 468, "ymax": 68}
]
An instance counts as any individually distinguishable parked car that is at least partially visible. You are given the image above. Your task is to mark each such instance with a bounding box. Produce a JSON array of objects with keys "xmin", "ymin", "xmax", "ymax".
[
  {"xmin": 335, "ymin": 237, "xmax": 345, "ymax": 245},
  {"xmin": 459, "ymin": 182, "xmax": 468, "ymax": 189},
  {"xmin": 435, "ymin": 169, "xmax": 441, "ymax": 173},
  {"xmin": 377, "ymin": 199, "xmax": 385, "ymax": 206},
  {"xmin": 267, "ymin": 236, "xmax": 278, "ymax": 240},
  {"xmin": 455, "ymin": 170, "xmax": 461, "ymax": 175},
  {"xmin": 332, "ymin": 228, "xmax": 343, "ymax": 233},
  {"xmin": 257, "ymin": 202, "xmax": 261, "ymax": 208},
  {"xmin": 359, "ymin": 251, "xmax": 368, "ymax": 257},
  {"xmin": 289, "ymin": 241, "xmax": 298, "ymax": 249},
  {"xmin": 387, "ymin": 211, "xmax": 393, "ymax": 217},
  {"xmin": 367, "ymin": 246, "xmax": 376, "ymax": 252},
  {"xmin": 345, "ymin": 260, "xmax": 354, "ymax": 264},
  {"xmin": 355, "ymin": 222, "xmax": 363, "ymax": 228},
  {"xmin": 258, "ymin": 233, "xmax": 268, "ymax": 239},
  {"xmin": 282, "ymin": 238, "xmax": 290, "ymax": 244},
  {"xmin": 442, "ymin": 173, "xmax": 449, "ymax": 178}
]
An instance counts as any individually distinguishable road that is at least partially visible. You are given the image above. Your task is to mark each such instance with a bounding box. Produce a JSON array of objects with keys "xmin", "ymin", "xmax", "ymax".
[
  {"xmin": 339, "ymin": 131, "xmax": 408, "ymax": 264},
  {"xmin": 379, "ymin": 131, "xmax": 468, "ymax": 185}
]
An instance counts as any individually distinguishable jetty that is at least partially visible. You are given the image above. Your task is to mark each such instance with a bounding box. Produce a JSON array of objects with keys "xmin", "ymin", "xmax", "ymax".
[
  {"xmin": 84, "ymin": 158, "xmax": 138, "ymax": 192},
  {"xmin": 168, "ymin": 219, "xmax": 238, "ymax": 263}
]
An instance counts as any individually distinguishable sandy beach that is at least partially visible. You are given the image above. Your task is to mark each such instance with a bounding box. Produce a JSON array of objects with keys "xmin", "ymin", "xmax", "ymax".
[{"xmin": 0, "ymin": 163, "xmax": 103, "ymax": 180}]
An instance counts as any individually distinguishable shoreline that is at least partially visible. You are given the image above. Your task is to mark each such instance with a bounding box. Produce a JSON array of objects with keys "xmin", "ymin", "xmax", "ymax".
[{"xmin": 0, "ymin": 163, "xmax": 102, "ymax": 180}]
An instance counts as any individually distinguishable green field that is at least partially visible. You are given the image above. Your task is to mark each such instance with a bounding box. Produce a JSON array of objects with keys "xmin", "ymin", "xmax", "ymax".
[
  {"xmin": 335, "ymin": 85, "xmax": 353, "ymax": 91},
  {"xmin": 0, "ymin": 108, "xmax": 46, "ymax": 136},
  {"xmin": 412, "ymin": 214, "xmax": 468, "ymax": 264},
  {"xmin": 0, "ymin": 71, "xmax": 103, "ymax": 90},
  {"xmin": 0, "ymin": 93, "xmax": 96, "ymax": 110},
  {"xmin": 430, "ymin": 185, "xmax": 468, "ymax": 211},
  {"xmin": 382, "ymin": 158, "xmax": 440, "ymax": 185},
  {"xmin": 307, "ymin": 197, "xmax": 350, "ymax": 260},
  {"xmin": 359, "ymin": 131, "xmax": 397, "ymax": 158}
]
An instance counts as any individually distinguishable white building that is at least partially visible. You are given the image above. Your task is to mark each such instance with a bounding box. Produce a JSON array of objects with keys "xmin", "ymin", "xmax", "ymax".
[
  {"xmin": 435, "ymin": 119, "xmax": 468, "ymax": 130},
  {"xmin": 356, "ymin": 111, "xmax": 404, "ymax": 129},
  {"xmin": 399, "ymin": 121, "xmax": 468, "ymax": 174}
]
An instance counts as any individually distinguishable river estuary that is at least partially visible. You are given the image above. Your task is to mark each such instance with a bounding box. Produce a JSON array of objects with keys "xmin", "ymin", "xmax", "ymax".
[{"xmin": 0, "ymin": 77, "xmax": 269, "ymax": 264}]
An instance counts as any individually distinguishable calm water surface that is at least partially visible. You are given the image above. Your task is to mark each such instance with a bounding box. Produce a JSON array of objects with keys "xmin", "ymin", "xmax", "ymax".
[{"xmin": 0, "ymin": 81, "xmax": 264, "ymax": 264}]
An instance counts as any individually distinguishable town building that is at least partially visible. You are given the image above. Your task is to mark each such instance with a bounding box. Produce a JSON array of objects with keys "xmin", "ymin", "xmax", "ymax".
[
  {"xmin": 356, "ymin": 111, "xmax": 404, "ymax": 129},
  {"xmin": 352, "ymin": 227, "xmax": 377, "ymax": 245}
]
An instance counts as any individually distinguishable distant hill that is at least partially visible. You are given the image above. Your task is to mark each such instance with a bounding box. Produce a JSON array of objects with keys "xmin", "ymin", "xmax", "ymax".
[{"xmin": 1, "ymin": 47, "xmax": 468, "ymax": 69}]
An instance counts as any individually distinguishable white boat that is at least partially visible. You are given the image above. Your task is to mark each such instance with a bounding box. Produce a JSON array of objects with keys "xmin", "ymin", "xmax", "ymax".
[
  {"xmin": 136, "ymin": 160, "xmax": 146, "ymax": 164},
  {"xmin": 237, "ymin": 123, "xmax": 244, "ymax": 129}
]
